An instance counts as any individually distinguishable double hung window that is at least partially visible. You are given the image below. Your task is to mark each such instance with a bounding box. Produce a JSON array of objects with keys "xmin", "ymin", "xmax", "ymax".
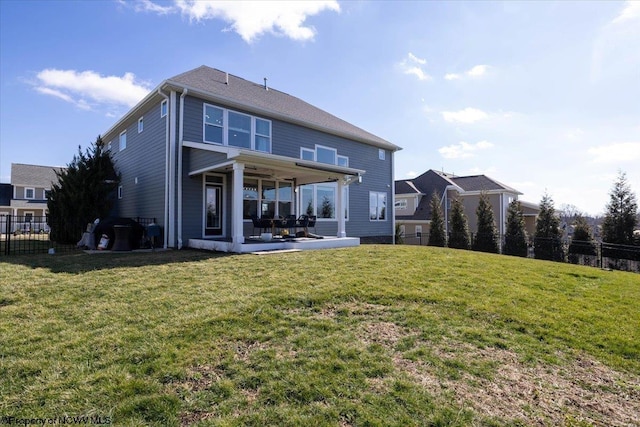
[{"xmin": 370, "ymin": 191, "xmax": 387, "ymax": 221}]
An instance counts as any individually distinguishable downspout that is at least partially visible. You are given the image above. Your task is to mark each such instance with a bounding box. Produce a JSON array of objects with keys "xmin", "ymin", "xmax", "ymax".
[
  {"xmin": 177, "ymin": 89, "xmax": 188, "ymax": 249},
  {"xmin": 158, "ymin": 88, "xmax": 170, "ymax": 249},
  {"xmin": 391, "ymin": 151, "xmax": 396, "ymax": 244}
]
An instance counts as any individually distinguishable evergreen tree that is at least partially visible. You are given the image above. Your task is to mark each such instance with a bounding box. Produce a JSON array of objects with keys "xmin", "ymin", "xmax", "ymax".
[
  {"xmin": 47, "ymin": 136, "xmax": 119, "ymax": 243},
  {"xmin": 534, "ymin": 192, "xmax": 564, "ymax": 261},
  {"xmin": 427, "ymin": 192, "xmax": 446, "ymax": 247},
  {"xmin": 602, "ymin": 171, "xmax": 638, "ymax": 245},
  {"xmin": 568, "ymin": 215, "xmax": 596, "ymax": 263},
  {"xmin": 503, "ymin": 199, "xmax": 528, "ymax": 257},
  {"xmin": 448, "ymin": 197, "xmax": 470, "ymax": 249},
  {"xmin": 472, "ymin": 192, "xmax": 499, "ymax": 253}
]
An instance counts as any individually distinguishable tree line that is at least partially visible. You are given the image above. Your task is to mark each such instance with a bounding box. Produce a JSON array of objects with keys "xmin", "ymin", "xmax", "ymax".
[{"xmin": 424, "ymin": 171, "xmax": 639, "ymax": 262}]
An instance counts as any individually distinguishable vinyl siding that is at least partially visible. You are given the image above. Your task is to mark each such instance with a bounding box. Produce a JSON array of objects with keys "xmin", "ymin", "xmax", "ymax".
[
  {"xmin": 181, "ymin": 95, "xmax": 395, "ymax": 239},
  {"xmin": 109, "ymin": 100, "xmax": 168, "ymax": 224}
]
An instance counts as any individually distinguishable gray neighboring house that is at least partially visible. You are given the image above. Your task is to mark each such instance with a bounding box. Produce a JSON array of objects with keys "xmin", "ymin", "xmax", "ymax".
[
  {"xmin": 395, "ymin": 169, "xmax": 539, "ymax": 243},
  {"xmin": 0, "ymin": 163, "xmax": 64, "ymax": 232},
  {"xmin": 102, "ymin": 65, "xmax": 401, "ymax": 252}
]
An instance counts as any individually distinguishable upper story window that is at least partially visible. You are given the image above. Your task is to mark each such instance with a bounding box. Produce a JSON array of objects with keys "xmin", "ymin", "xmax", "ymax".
[
  {"xmin": 119, "ymin": 131, "xmax": 127, "ymax": 151},
  {"xmin": 138, "ymin": 117, "xmax": 144, "ymax": 133},
  {"xmin": 203, "ymin": 104, "xmax": 271, "ymax": 153},
  {"xmin": 378, "ymin": 149, "xmax": 386, "ymax": 160},
  {"xmin": 25, "ymin": 188, "xmax": 35, "ymax": 199},
  {"xmin": 161, "ymin": 100, "xmax": 168, "ymax": 117},
  {"xmin": 300, "ymin": 145, "xmax": 349, "ymax": 167},
  {"xmin": 395, "ymin": 199, "xmax": 407, "ymax": 210}
]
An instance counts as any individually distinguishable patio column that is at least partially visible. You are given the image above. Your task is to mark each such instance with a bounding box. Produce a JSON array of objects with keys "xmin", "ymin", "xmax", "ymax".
[
  {"xmin": 336, "ymin": 180, "xmax": 346, "ymax": 238},
  {"xmin": 232, "ymin": 162, "xmax": 245, "ymax": 248}
]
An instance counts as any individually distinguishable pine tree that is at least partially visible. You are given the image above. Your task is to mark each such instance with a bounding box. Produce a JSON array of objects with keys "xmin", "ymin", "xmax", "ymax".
[
  {"xmin": 448, "ymin": 197, "xmax": 470, "ymax": 249},
  {"xmin": 602, "ymin": 171, "xmax": 638, "ymax": 245},
  {"xmin": 427, "ymin": 192, "xmax": 446, "ymax": 247},
  {"xmin": 503, "ymin": 199, "xmax": 528, "ymax": 257},
  {"xmin": 568, "ymin": 215, "xmax": 596, "ymax": 263},
  {"xmin": 534, "ymin": 192, "xmax": 564, "ymax": 261},
  {"xmin": 47, "ymin": 136, "xmax": 119, "ymax": 243},
  {"xmin": 473, "ymin": 192, "xmax": 499, "ymax": 253}
]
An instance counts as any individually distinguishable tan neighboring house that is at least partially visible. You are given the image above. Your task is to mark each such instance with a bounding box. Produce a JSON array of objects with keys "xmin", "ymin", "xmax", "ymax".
[
  {"xmin": 395, "ymin": 169, "xmax": 539, "ymax": 244},
  {"xmin": 0, "ymin": 163, "xmax": 64, "ymax": 232}
]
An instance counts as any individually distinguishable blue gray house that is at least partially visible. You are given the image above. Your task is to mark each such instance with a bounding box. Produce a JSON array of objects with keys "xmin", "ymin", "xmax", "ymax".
[{"xmin": 102, "ymin": 66, "xmax": 400, "ymax": 252}]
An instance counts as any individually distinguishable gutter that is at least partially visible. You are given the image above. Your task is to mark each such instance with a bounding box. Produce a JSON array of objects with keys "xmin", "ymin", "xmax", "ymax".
[{"xmin": 158, "ymin": 88, "xmax": 170, "ymax": 249}]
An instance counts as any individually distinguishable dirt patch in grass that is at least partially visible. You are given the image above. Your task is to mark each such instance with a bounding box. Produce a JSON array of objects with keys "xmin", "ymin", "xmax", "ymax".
[{"xmin": 359, "ymin": 322, "xmax": 640, "ymax": 426}]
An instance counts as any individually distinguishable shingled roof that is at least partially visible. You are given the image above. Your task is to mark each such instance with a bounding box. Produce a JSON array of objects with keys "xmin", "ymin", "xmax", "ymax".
[
  {"xmin": 449, "ymin": 175, "xmax": 520, "ymax": 193},
  {"xmin": 11, "ymin": 163, "xmax": 64, "ymax": 188},
  {"xmin": 166, "ymin": 66, "xmax": 398, "ymax": 150}
]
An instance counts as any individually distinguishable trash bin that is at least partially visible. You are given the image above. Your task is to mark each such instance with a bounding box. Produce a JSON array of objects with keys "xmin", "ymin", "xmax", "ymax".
[{"xmin": 112, "ymin": 225, "xmax": 132, "ymax": 251}]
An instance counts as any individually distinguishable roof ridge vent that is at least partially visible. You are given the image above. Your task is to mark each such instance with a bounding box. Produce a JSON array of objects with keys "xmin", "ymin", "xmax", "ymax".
[
  {"xmin": 225, "ymin": 72, "xmax": 229, "ymax": 85},
  {"xmin": 264, "ymin": 77, "xmax": 268, "ymax": 91}
]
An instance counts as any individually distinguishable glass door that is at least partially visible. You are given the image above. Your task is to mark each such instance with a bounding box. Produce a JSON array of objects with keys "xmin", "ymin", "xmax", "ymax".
[{"xmin": 205, "ymin": 184, "xmax": 222, "ymax": 236}]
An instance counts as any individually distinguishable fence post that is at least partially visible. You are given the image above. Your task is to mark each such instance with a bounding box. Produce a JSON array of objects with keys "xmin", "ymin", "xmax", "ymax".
[{"xmin": 5, "ymin": 215, "xmax": 11, "ymax": 255}]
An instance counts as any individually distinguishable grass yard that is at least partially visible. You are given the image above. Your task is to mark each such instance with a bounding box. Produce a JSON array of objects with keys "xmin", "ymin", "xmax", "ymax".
[{"xmin": 1, "ymin": 245, "xmax": 639, "ymax": 426}]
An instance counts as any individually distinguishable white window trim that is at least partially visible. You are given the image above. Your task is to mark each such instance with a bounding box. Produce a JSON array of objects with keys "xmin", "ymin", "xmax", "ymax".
[
  {"xmin": 202, "ymin": 173, "xmax": 227, "ymax": 238},
  {"xmin": 315, "ymin": 144, "xmax": 337, "ymax": 165},
  {"xmin": 242, "ymin": 178, "xmax": 294, "ymax": 220},
  {"xmin": 300, "ymin": 147, "xmax": 315, "ymax": 161},
  {"xmin": 416, "ymin": 225, "xmax": 423, "ymax": 237},
  {"xmin": 119, "ymin": 130, "xmax": 127, "ymax": 151},
  {"xmin": 203, "ymin": 103, "xmax": 272, "ymax": 153},
  {"xmin": 337, "ymin": 155, "xmax": 349, "ymax": 167},
  {"xmin": 298, "ymin": 182, "xmax": 349, "ymax": 222},
  {"xmin": 395, "ymin": 199, "xmax": 407, "ymax": 210},
  {"xmin": 378, "ymin": 149, "xmax": 386, "ymax": 160},
  {"xmin": 370, "ymin": 191, "xmax": 387, "ymax": 222},
  {"xmin": 161, "ymin": 100, "xmax": 168, "ymax": 118},
  {"xmin": 24, "ymin": 187, "xmax": 35, "ymax": 200},
  {"xmin": 138, "ymin": 117, "xmax": 144, "ymax": 133}
]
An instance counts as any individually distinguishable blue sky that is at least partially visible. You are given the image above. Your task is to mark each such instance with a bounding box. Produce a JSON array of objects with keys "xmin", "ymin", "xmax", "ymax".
[{"xmin": 1, "ymin": 0, "xmax": 638, "ymax": 216}]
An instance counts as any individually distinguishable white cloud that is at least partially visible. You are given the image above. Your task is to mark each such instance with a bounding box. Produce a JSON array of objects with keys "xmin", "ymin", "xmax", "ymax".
[
  {"xmin": 587, "ymin": 142, "xmax": 640, "ymax": 164},
  {"xmin": 441, "ymin": 107, "xmax": 489, "ymax": 124},
  {"xmin": 398, "ymin": 52, "xmax": 431, "ymax": 81},
  {"xmin": 406, "ymin": 171, "xmax": 418, "ymax": 178},
  {"xmin": 130, "ymin": 0, "xmax": 340, "ymax": 42},
  {"xmin": 612, "ymin": 1, "xmax": 640, "ymax": 24},
  {"xmin": 34, "ymin": 69, "xmax": 151, "ymax": 109},
  {"xmin": 466, "ymin": 64, "xmax": 488, "ymax": 77},
  {"xmin": 438, "ymin": 140, "xmax": 494, "ymax": 159},
  {"xmin": 444, "ymin": 64, "xmax": 489, "ymax": 80}
]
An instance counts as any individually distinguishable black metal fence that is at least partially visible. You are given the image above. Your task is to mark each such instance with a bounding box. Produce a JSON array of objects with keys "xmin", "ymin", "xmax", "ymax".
[
  {"xmin": 0, "ymin": 215, "xmax": 158, "ymax": 256},
  {"xmin": 398, "ymin": 232, "xmax": 640, "ymax": 273}
]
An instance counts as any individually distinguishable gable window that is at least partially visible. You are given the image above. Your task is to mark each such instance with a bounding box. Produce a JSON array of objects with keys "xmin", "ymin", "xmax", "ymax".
[
  {"xmin": 378, "ymin": 149, "xmax": 386, "ymax": 160},
  {"xmin": 395, "ymin": 199, "xmax": 407, "ymax": 210},
  {"xmin": 316, "ymin": 145, "xmax": 336, "ymax": 165},
  {"xmin": 370, "ymin": 191, "xmax": 387, "ymax": 221},
  {"xmin": 138, "ymin": 117, "xmax": 144, "ymax": 133},
  {"xmin": 119, "ymin": 131, "xmax": 127, "ymax": 151},
  {"xmin": 25, "ymin": 188, "xmax": 35, "ymax": 199},
  {"xmin": 161, "ymin": 100, "xmax": 168, "ymax": 117},
  {"xmin": 301, "ymin": 148, "xmax": 314, "ymax": 161},
  {"xmin": 203, "ymin": 104, "xmax": 271, "ymax": 153}
]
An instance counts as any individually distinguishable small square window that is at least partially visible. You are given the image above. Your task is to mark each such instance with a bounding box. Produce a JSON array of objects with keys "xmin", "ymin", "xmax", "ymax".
[
  {"xmin": 378, "ymin": 149, "xmax": 386, "ymax": 160},
  {"xmin": 25, "ymin": 188, "xmax": 35, "ymax": 199},
  {"xmin": 138, "ymin": 117, "xmax": 144, "ymax": 133}
]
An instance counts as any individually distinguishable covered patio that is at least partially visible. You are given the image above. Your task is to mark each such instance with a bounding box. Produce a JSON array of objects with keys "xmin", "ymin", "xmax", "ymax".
[{"xmin": 183, "ymin": 142, "xmax": 365, "ymax": 253}]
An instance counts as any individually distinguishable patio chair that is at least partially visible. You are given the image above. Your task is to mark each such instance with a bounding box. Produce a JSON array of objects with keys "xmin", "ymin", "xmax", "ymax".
[
  {"xmin": 251, "ymin": 215, "xmax": 266, "ymax": 236},
  {"xmin": 282, "ymin": 214, "xmax": 297, "ymax": 237},
  {"xmin": 307, "ymin": 215, "xmax": 317, "ymax": 235},
  {"xmin": 296, "ymin": 215, "xmax": 310, "ymax": 237}
]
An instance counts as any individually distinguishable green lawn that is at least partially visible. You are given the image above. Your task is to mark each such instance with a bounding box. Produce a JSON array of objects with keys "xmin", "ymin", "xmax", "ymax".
[{"xmin": 1, "ymin": 246, "xmax": 638, "ymax": 426}]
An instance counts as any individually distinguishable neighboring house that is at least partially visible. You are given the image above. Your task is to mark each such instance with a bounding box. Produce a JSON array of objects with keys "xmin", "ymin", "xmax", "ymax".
[
  {"xmin": 102, "ymin": 65, "xmax": 400, "ymax": 252},
  {"xmin": 395, "ymin": 169, "xmax": 539, "ymax": 244},
  {"xmin": 0, "ymin": 163, "xmax": 63, "ymax": 232}
]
